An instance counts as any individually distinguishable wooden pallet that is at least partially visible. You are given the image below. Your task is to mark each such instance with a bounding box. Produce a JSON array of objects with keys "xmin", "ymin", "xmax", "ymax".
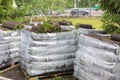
[
  {"xmin": 21, "ymin": 68, "xmax": 73, "ymax": 80},
  {"xmin": 0, "ymin": 62, "xmax": 19, "ymax": 73}
]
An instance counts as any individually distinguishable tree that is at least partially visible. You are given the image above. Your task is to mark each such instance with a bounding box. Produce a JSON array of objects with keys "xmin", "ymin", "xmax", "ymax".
[
  {"xmin": 99, "ymin": 0, "xmax": 120, "ymax": 33},
  {"xmin": 16, "ymin": 0, "xmax": 74, "ymax": 14},
  {"xmin": 0, "ymin": 0, "xmax": 13, "ymax": 22},
  {"xmin": 73, "ymin": 0, "xmax": 98, "ymax": 8},
  {"xmin": 0, "ymin": 0, "xmax": 30, "ymax": 23}
]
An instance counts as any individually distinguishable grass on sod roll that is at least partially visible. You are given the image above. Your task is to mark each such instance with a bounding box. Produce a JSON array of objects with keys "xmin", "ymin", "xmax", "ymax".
[{"xmin": 48, "ymin": 17, "xmax": 103, "ymax": 30}]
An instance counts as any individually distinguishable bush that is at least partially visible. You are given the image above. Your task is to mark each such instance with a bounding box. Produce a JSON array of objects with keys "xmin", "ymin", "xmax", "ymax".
[
  {"xmin": 38, "ymin": 22, "xmax": 54, "ymax": 33},
  {"xmin": 13, "ymin": 24, "xmax": 24, "ymax": 30},
  {"xmin": 102, "ymin": 12, "xmax": 120, "ymax": 33},
  {"xmin": 0, "ymin": 0, "xmax": 30, "ymax": 23},
  {"xmin": 99, "ymin": 0, "xmax": 120, "ymax": 33},
  {"xmin": 37, "ymin": 22, "xmax": 61, "ymax": 33}
]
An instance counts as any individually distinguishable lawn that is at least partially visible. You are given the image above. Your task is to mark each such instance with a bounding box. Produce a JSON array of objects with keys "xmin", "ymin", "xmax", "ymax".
[{"xmin": 48, "ymin": 17, "xmax": 103, "ymax": 30}]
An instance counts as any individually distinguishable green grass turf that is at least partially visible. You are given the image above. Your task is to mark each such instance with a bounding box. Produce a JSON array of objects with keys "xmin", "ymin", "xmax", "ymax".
[{"xmin": 48, "ymin": 17, "xmax": 103, "ymax": 30}]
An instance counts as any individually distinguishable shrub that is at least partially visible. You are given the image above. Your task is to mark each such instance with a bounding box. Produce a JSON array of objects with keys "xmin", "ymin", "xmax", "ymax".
[
  {"xmin": 102, "ymin": 12, "xmax": 120, "ymax": 33},
  {"xmin": 99, "ymin": 0, "xmax": 120, "ymax": 33},
  {"xmin": 0, "ymin": 0, "xmax": 30, "ymax": 23},
  {"xmin": 38, "ymin": 22, "xmax": 54, "ymax": 33}
]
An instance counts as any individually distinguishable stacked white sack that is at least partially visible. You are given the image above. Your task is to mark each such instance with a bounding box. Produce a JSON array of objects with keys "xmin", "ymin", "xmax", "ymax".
[
  {"xmin": 0, "ymin": 30, "xmax": 20, "ymax": 68},
  {"xmin": 74, "ymin": 34, "xmax": 120, "ymax": 80},
  {"xmin": 20, "ymin": 30, "xmax": 78, "ymax": 76}
]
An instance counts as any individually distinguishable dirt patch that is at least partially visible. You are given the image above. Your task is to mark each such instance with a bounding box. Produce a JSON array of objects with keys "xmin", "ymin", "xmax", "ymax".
[
  {"xmin": 1, "ymin": 66, "xmax": 75, "ymax": 80},
  {"xmin": 1, "ymin": 66, "xmax": 26, "ymax": 80}
]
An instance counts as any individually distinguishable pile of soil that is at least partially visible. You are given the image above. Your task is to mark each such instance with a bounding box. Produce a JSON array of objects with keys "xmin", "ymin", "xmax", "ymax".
[{"xmin": 76, "ymin": 23, "xmax": 93, "ymax": 29}]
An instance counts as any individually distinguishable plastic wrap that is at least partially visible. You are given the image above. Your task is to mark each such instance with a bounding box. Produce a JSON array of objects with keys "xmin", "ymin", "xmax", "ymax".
[
  {"xmin": 20, "ymin": 30, "xmax": 77, "ymax": 76},
  {"xmin": 74, "ymin": 65, "xmax": 112, "ymax": 80},
  {"xmin": 78, "ymin": 45, "xmax": 118, "ymax": 62},
  {"xmin": 29, "ymin": 46, "xmax": 77, "ymax": 55},
  {"xmin": 60, "ymin": 25, "xmax": 75, "ymax": 30},
  {"xmin": 75, "ymin": 50, "xmax": 114, "ymax": 72},
  {"xmin": 30, "ymin": 30, "xmax": 77, "ymax": 41},
  {"xmin": 74, "ymin": 66, "xmax": 101, "ymax": 80},
  {"xmin": 0, "ymin": 30, "xmax": 20, "ymax": 68},
  {"xmin": 21, "ymin": 59, "xmax": 73, "ymax": 70},
  {"xmin": 0, "ymin": 55, "xmax": 9, "ymax": 64},
  {"xmin": 78, "ymin": 28, "xmax": 100, "ymax": 35},
  {"xmin": 74, "ymin": 34, "xmax": 120, "ymax": 80},
  {"xmin": 0, "ymin": 42, "xmax": 20, "ymax": 51},
  {"xmin": 20, "ymin": 58, "xmax": 73, "ymax": 76},
  {"xmin": 79, "ymin": 34, "xmax": 119, "ymax": 53},
  {"xmin": 0, "ymin": 30, "xmax": 21, "ymax": 36},
  {"xmin": 20, "ymin": 52, "xmax": 75, "ymax": 63}
]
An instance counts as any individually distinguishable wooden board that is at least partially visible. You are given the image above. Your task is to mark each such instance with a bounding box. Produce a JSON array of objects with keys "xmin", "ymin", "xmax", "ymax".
[
  {"xmin": 0, "ymin": 62, "xmax": 19, "ymax": 73},
  {"xmin": 21, "ymin": 68, "xmax": 73, "ymax": 80}
]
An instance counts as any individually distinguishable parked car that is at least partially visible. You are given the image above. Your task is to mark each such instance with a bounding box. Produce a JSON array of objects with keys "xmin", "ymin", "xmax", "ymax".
[{"xmin": 70, "ymin": 8, "xmax": 89, "ymax": 16}]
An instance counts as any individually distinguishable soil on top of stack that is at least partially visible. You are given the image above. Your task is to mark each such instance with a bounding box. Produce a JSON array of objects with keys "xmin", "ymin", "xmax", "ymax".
[
  {"xmin": 76, "ymin": 23, "xmax": 93, "ymax": 29},
  {"xmin": 0, "ymin": 21, "xmax": 24, "ymax": 30},
  {"xmin": 111, "ymin": 34, "xmax": 120, "ymax": 42},
  {"xmin": 30, "ymin": 20, "xmax": 73, "ymax": 33},
  {"xmin": 58, "ymin": 20, "xmax": 72, "ymax": 25}
]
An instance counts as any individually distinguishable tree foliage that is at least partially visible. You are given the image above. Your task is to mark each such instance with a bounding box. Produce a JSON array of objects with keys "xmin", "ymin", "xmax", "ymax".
[
  {"xmin": 0, "ymin": 0, "xmax": 13, "ymax": 22},
  {"xmin": 99, "ymin": 0, "xmax": 120, "ymax": 33},
  {"xmin": 0, "ymin": 0, "xmax": 98, "ymax": 23},
  {"xmin": 16, "ymin": 0, "xmax": 70, "ymax": 15},
  {"xmin": 99, "ymin": 0, "xmax": 120, "ymax": 14},
  {"xmin": 0, "ymin": 0, "xmax": 30, "ymax": 23},
  {"xmin": 16, "ymin": 0, "xmax": 98, "ymax": 15},
  {"xmin": 78, "ymin": 0, "xmax": 98, "ymax": 8}
]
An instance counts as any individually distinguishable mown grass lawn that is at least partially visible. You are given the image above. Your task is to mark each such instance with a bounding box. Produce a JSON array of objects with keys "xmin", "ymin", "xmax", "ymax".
[{"xmin": 48, "ymin": 17, "xmax": 103, "ymax": 30}]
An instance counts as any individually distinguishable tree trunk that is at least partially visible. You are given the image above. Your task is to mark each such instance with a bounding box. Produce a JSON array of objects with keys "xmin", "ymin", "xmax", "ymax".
[{"xmin": 12, "ymin": 0, "xmax": 17, "ymax": 8}]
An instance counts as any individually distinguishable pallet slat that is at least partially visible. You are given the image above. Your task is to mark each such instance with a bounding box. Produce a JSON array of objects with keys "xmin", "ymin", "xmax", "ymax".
[
  {"xmin": 0, "ymin": 62, "xmax": 19, "ymax": 73},
  {"xmin": 21, "ymin": 68, "xmax": 73, "ymax": 80}
]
